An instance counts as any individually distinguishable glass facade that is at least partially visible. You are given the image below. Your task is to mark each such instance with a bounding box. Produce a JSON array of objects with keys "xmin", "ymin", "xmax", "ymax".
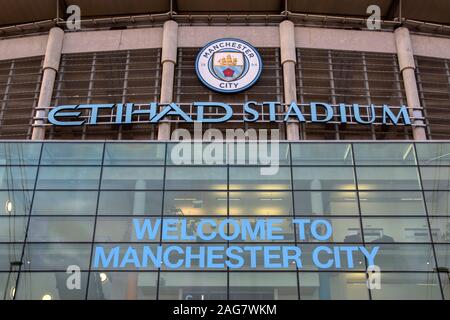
[{"xmin": 0, "ymin": 141, "xmax": 449, "ymax": 300}]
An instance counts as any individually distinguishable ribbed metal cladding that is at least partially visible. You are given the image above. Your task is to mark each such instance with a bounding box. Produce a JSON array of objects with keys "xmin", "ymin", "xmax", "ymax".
[
  {"xmin": 296, "ymin": 48, "xmax": 414, "ymax": 140},
  {"xmin": 0, "ymin": 56, "xmax": 43, "ymax": 139},
  {"xmin": 415, "ymin": 56, "xmax": 450, "ymax": 140},
  {"xmin": 46, "ymin": 49, "xmax": 162, "ymax": 140},
  {"xmin": 174, "ymin": 47, "xmax": 285, "ymax": 139}
]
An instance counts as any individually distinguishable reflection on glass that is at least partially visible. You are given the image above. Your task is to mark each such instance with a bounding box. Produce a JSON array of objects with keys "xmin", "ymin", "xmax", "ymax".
[
  {"xmin": 359, "ymin": 191, "xmax": 426, "ymax": 215},
  {"xmin": 0, "ymin": 216, "xmax": 27, "ymax": 242},
  {"xmin": 229, "ymin": 167, "xmax": 291, "ymax": 190},
  {"xmin": 104, "ymin": 143, "xmax": 165, "ymax": 165},
  {"xmin": 91, "ymin": 244, "xmax": 159, "ymax": 271},
  {"xmin": 229, "ymin": 191, "xmax": 293, "ymax": 215},
  {"xmin": 291, "ymin": 143, "xmax": 353, "ymax": 165},
  {"xmin": 95, "ymin": 217, "xmax": 161, "ymax": 242},
  {"xmin": 0, "ymin": 244, "xmax": 23, "ymax": 271},
  {"xmin": 366, "ymin": 244, "xmax": 435, "ymax": 271},
  {"xmin": 416, "ymin": 143, "xmax": 450, "ymax": 165},
  {"xmin": 98, "ymin": 191, "xmax": 162, "ymax": 215},
  {"xmin": 356, "ymin": 167, "xmax": 421, "ymax": 190},
  {"xmin": 434, "ymin": 245, "xmax": 450, "ymax": 270},
  {"xmin": 227, "ymin": 143, "xmax": 290, "ymax": 166},
  {"xmin": 230, "ymin": 218, "xmax": 295, "ymax": 243},
  {"xmin": 295, "ymin": 218, "xmax": 362, "ymax": 243},
  {"xmin": 36, "ymin": 166, "xmax": 100, "ymax": 190},
  {"xmin": 439, "ymin": 272, "xmax": 450, "ymax": 300},
  {"xmin": 229, "ymin": 272, "xmax": 298, "ymax": 300},
  {"xmin": 425, "ymin": 191, "xmax": 450, "ymax": 215},
  {"xmin": 166, "ymin": 142, "xmax": 227, "ymax": 166},
  {"xmin": 27, "ymin": 216, "xmax": 95, "ymax": 242},
  {"xmin": 420, "ymin": 167, "xmax": 450, "ymax": 190},
  {"xmin": 430, "ymin": 218, "xmax": 450, "ymax": 242},
  {"xmin": 0, "ymin": 190, "xmax": 33, "ymax": 215},
  {"xmin": 370, "ymin": 273, "xmax": 442, "ymax": 300},
  {"xmin": 41, "ymin": 143, "xmax": 103, "ymax": 165},
  {"xmin": 159, "ymin": 272, "xmax": 227, "ymax": 300},
  {"xmin": 294, "ymin": 191, "xmax": 359, "ymax": 216},
  {"xmin": 353, "ymin": 143, "xmax": 416, "ymax": 165},
  {"xmin": 15, "ymin": 272, "xmax": 88, "ymax": 300},
  {"xmin": 0, "ymin": 166, "xmax": 37, "ymax": 189},
  {"xmin": 300, "ymin": 244, "xmax": 367, "ymax": 271},
  {"xmin": 0, "ymin": 272, "xmax": 18, "ymax": 300},
  {"xmin": 88, "ymin": 272, "xmax": 158, "ymax": 300},
  {"xmin": 0, "ymin": 143, "xmax": 41, "ymax": 165},
  {"xmin": 165, "ymin": 167, "xmax": 227, "ymax": 190},
  {"xmin": 299, "ymin": 272, "xmax": 369, "ymax": 300},
  {"xmin": 164, "ymin": 191, "xmax": 227, "ymax": 216},
  {"xmin": 22, "ymin": 243, "xmax": 91, "ymax": 270},
  {"xmin": 293, "ymin": 167, "xmax": 355, "ymax": 190},
  {"xmin": 32, "ymin": 191, "xmax": 97, "ymax": 215},
  {"xmin": 101, "ymin": 167, "xmax": 164, "ymax": 190},
  {"xmin": 362, "ymin": 217, "xmax": 431, "ymax": 243}
]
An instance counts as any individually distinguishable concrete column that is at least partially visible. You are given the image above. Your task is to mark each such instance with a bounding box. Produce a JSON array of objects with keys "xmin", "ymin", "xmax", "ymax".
[
  {"xmin": 279, "ymin": 20, "xmax": 300, "ymax": 141},
  {"xmin": 31, "ymin": 27, "xmax": 64, "ymax": 140},
  {"xmin": 394, "ymin": 27, "xmax": 427, "ymax": 140},
  {"xmin": 157, "ymin": 20, "xmax": 178, "ymax": 141}
]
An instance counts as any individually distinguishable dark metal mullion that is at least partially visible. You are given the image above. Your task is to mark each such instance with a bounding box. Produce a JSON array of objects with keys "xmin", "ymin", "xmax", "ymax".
[{"xmin": 362, "ymin": 52, "xmax": 376, "ymax": 140}]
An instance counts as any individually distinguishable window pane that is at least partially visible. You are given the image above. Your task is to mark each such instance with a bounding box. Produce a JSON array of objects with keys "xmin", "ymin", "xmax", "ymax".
[
  {"xmin": 0, "ymin": 244, "xmax": 23, "ymax": 271},
  {"xmin": 356, "ymin": 167, "xmax": 421, "ymax": 190},
  {"xmin": 27, "ymin": 216, "xmax": 95, "ymax": 242},
  {"xmin": 165, "ymin": 167, "xmax": 227, "ymax": 190},
  {"xmin": 36, "ymin": 166, "xmax": 100, "ymax": 190},
  {"xmin": 32, "ymin": 191, "xmax": 98, "ymax": 215},
  {"xmin": 425, "ymin": 191, "xmax": 450, "ymax": 215},
  {"xmin": 104, "ymin": 143, "xmax": 165, "ymax": 165},
  {"xmin": 229, "ymin": 272, "xmax": 298, "ymax": 300},
  {"xmin": 164, "ymin": 191, "xmax": 227, "ymax": 216},
  {"xmin": 95, "ymin": 217, "xmax": 161, "ymax": 242},
  {"xmin": 229, "ymin": 191, "xmax": 293, "ymax": 215},
  {"xmin": 91, "ymin": 244, "xmax": 159, "ymax": 271},
  {"xmin": 300, "ymin": 244, "xmax": 367, "ymax": 271},
  {"xmin": 416, "ymin": 143, "xmax": 450, "ymax": 165},
  {"xmin": 0, "ymin": 166, "xmax": 37, "ymax": 189},
  {"xmin": 293, "ymin": 167, "xmax": 355, "ymax": 190},
  {"xmin": 160, "ymin": 217, "xmax": 226, "ymax": 243},
  {"xmin": 434, "ymin": 244, "xmax": 450, "ymax": 270},
  {"xmin": 362, "ymin": 217, "xmax": 431, "ymax": 243},
  {"xmin": 88, "ymin": 272, "xmax": 157, "ymax": 300},
  {"xmin": 230, "ymin": 218, "xmax": 295, "ymax": 243},
  {"xmin": 294, "ymin": 191, "xmax": 359, "ymax": 216},
  {"xmin": 430, "ymin": 217, "xmax": 450, "ymax": 242},
  {"xmin": 167, "ymin": 142, "xmax": 227, "ymax": 166},
  {"xmin": 0, "ymin": 143, "xmax": 41, "ymax": 165},
  {"xmin": 291, "ymin": 143, "xmax": 353, "ymax": 165},
  {"xmin": 0, "ymin": 216, "xmax": 27, "ymax": 242},
  {"xmin": 159, "ymin": 272, "xmax": 227, "ymax": 300},
  {"xmin": 41, "ymin": 143, "xmax": 103, "ymax": 165},
  {"xmin": 353, "ymin": 143, "xmax": 416, "ymax": 165},
  {"xmin": 227, "ymin": 142, "xmax": 290, "ymax": 166},
  {"xmin": 299, "ymin": 272, "xmax": 369, "ymax": 300},
  {"xmin": 0, "ymin": 272, "xmax": 18, "ymax": 300},
  {"xmin": 440, "ymin": 272, "xmax": 450, "ymax": 300},
  {"xmin": 420, "ymin": 167, "xmax": 450, "ymax": 190},
  {"xmin": 101, "ymin": 167, "xmax": 164, "ymax": 190},
  {"xmin": 229, "ymin": 167, "xmax": 291, "ymax": 190},
  {"xmin": 296, "ymin": 218, "xmax": 362, "ymax": 243},
  {"xmin": 23, "ymin": 243, "xmax": 91, "ymax": 270},
  {"xmin": 366, "ymin": 244, "xmax": 435, "ymax": 271},
  {"xmin": 98, "ymin": 191, "xmax": 162, "ymax": 215},
  {"xmin": 359, "ymin": 191, "xmax": 426, "ymax": 215},
  {"xmin": 370, "ymin": 273, "xmax": 442, "ymax": 300},
  {"xmin": 0, "ymin": 190, "xmax": 33, "ymax": 215},
  {"xmin": 15, "ymin": 272, "xmax": 88, "ymax": 300}
]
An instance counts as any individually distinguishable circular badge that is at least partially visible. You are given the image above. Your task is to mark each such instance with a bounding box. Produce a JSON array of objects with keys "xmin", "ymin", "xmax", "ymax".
[{"xmin": 195, "ymin": 38, "xmax": 263, "ymax": 93}]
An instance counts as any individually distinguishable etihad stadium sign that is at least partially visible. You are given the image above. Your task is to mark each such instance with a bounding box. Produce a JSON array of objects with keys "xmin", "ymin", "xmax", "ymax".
[{"xmin": 47, "ymin": 101, "xmax": 412, "ymax": 126}]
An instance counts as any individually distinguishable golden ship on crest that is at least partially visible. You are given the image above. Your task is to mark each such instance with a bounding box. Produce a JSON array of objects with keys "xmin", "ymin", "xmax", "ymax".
[{"xmin": 217, "ymin": 54, "xmax": 239, "ymax": 66}]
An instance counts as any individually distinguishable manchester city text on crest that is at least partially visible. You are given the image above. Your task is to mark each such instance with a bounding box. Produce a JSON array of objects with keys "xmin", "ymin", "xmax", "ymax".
[{"xmin": 195, "ymin": 38, "xmax": 263, "ymax": 93}]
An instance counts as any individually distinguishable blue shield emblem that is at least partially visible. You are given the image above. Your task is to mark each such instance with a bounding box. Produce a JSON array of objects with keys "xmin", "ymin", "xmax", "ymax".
[{"xmin": 212, "ymin": 52, "xmax": 245, "ymax": 81}]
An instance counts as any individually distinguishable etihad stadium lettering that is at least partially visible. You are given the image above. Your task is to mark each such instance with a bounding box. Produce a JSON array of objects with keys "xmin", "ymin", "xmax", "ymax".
[{"xmin": 48, "ymin": 101, "xmax": 411, "ymax": 126}]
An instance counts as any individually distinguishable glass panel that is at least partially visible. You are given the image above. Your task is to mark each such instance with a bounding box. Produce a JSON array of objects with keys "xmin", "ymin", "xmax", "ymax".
[
  {"xmin": 90, "ymin": 244, "xmax": 159, "ymax": 271},
  {"xmin": 230, "ymin": 218, "xmax": 295, "ymax": 243},
  {"xmin": 36, "ymin": 166, "xmax": 100, "ymax": 190},
  {"xmin": 165, "ymin": 167, "xmax": 227, "ymax": 190},
  {"xmin": 420, "ymin": 167, "xmax": 450, "ymax": 190},
  {"xmin": 164, "ymin": 191, "xmax": 227, "ymax": 216},
  {"xmin": 159, "ymin": 272, "xmax": 227, "ymax": 300},
  {"xmin": 95, "ymin": 217, "xmax": 161, "ymax": 242},
  {"xmin": 0, "ymin": 216, "xmax": 27, "ymax": 242},
  {"xmin": 160, "ymin": 217, "xmax": 227, "ymax": 243},
  {"xmin": 227, "ymin": 142, "xmax": 291, "ymax": 166},
  {"xmin": 22, "ymin": 243, "xmax": 91, "ymax": 270},
  {"xmin": 88, "ymin": 272, "xmax": 158, "ymax": 300},
  {"xmin": 356, "ymin": 167, "xmax": 421, "ymax": 190},
  {"xmin": 41, "ymin": 143, "xmax": 103, "ymax": 165},
  {"xmin": 416, "ymin": 143, "xmax": 450, "ymax": 165},
  {"xmin": 299, "ymin": 272, "xmax": 369, "ymax": 300},
  {"xmin": 439, "ymin": 272, "xmax": 450, "ymax": 300},
  {"xmin": 104, "ymin": 143, "xmax": 165, "ymax": 165},
  {"xmin": 0, "ymin": 190, "xmax": 33, "ymax": 215},
  {"xmin": 101, "ymin": 167, "xmax": 164, "ymax": 190},
  {"xmin": 27, "ymin": 216, "xmax": 95, "ymax": 242},
  {"xmin": 229, "ymin": 167, "xmax": 291, "ymax": 190},
  {"xmin": 159, "ymin": 244, "xmax": 227, "ymax": 271},
  {"xmin": 353, "ymin": 143, "xmax": 416, "ymax": 165},
  {"xmin": 166, "ymin": 142, "xmax": 227, "ymax": 166},
  {"xmin": 361, "ymin": 217, "xmax": 431, "ymax": 243},
  {"xmin": 294, "ymin": 191, "xmax": 359, "ymax": 216},
  {"xmin": 430, "ymin": 217, "xmax": 450, "ymax": 242},
  {"xmin": 425, "ymin": 191, "xmax": 450, "ymax": 215},
  {"xmin": 32, "ymin": 191, "xmax": 98, "ymax": 215},
  {"xmin": 291, "ymin": 143, "xmax": 353, "ymax": 165},
  {"xmin": 434, "ymin": 244, "xmax": 450, "ymax": 270},
  {"xmin": 15, "ymin": 272, "xmax": 88, "ymax": 300},
  {"xmin": 98, "ymin": 191, "xmax": 162, "ymax": 215},
  {"xmin": 229, "ymin": 191, "xmax": 293, "ymax": 216},
  {"xmin": 295, "ymin": 218, "xmax": 362, "ymax": 243},
  {"xmin": 359, "ymin": 191, "xmax": 426, "ymax": 215},
  {"xmin": 0, "ymin": 166, "xmax": 37, "ymax": 189},
  {"xmin": 365, "ymin": 244, "xmax": 435, "ymax": 271},
  {"xmin": 0, "ymin": 272, "xmax": 18, "ymax": 300},
  {"xmin": 299, "ymin": 244, "xmax": 367, "ymax": 271},
  {"xmin": 0, "ymin": 244, "xmax": 23, "ymax": 271},
  {"xmin": 370, "ymin": 273, "xmax": 442, "ymax": 300},
  {"xmin": 292, "ymin": 167, "xmax": 355, "ymax": 190},
  {"xmin": 229, "ymin": 272, "xmax": 298, "ymax": 300},
  {"xmin": 0, "ymin": 143, "xmax": 41, "ymax": 165}
]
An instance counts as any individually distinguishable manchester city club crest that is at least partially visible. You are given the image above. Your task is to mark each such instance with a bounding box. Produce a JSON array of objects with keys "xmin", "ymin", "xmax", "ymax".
[{"xmin": 195, "ymin": 38, "xmax": 263, "ymax": 93}]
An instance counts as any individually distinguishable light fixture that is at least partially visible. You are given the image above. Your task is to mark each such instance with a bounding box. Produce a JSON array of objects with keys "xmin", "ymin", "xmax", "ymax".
[
  {"xmin": 99, "ymin": 272, "xmax": 108, "ymax": 282},
  {"xmin": 259, "ymin": 198, "xmax": 283, "ymax": 201},
  {"xmin": 173, "ymin": 198, "xmax": 197, "ymax": 201},
  {"xmin": 41, "ymin": 294, "xmax": 52, "ymax": 300},
  {"xmin": 5, "ymin": 200, "xmax": 13, "ymax": 214},
  {"xmin": 400, "ymin": 198, "xmax": 422, "ymax": 201},
  {"xmin": 9, "ymin": 287, "xmax": 15, "ymax": 299},
  {"xmin": 403, "ymin": 144, "xmax": 413, "ymax": 161}
]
